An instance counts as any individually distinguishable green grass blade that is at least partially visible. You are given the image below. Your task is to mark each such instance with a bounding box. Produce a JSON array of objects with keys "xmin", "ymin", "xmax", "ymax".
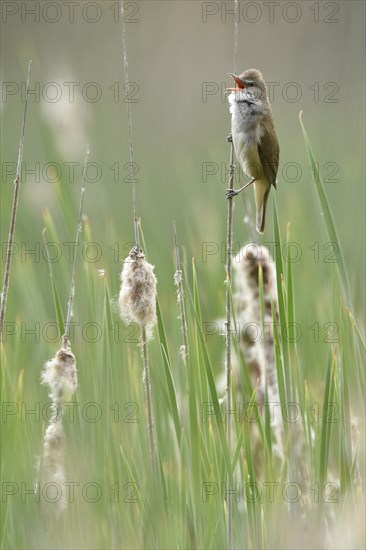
[
  {"xmin": 185, "ymin": 262, "xmax": 233, "ymax": 482},
  {"xmin": 42, "ymin": 228, "xmax": 65, "ymax": 334},
  {"xmin": 299, "ymin": 112, "xmax": 352, "ymax": 307},
  {"xmin": 156, "ymin": 300, "xmax": 181, "ymax": 446},
  {"xmin": 272, "ymin": 195, "xmax": 291, "ymax": 402},
  {"xmin": 319, "ymin": 348, "xmax": 337, "ymax": 487},
  {"xmin": 345, "ymin": 307, "xmax": 365, "ymax": 353}
]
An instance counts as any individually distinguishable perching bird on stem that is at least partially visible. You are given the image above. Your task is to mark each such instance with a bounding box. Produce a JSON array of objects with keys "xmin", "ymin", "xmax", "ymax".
[{"xmin": 227, "ymin": 69, "xmax": 279, "ymax": 234}]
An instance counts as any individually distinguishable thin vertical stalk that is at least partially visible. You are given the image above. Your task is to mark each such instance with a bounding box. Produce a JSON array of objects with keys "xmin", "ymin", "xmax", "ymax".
[
  {"xmin": 142, "ymin": 326, "xmax": 156, "ymax": 478},
  {"xmin": 0, "ymin": 60, "xmax": 32, "ymax": 340},
  {"xmin": 119, "ymin": 1, "xmax": 157, "ymax": 480},
  {"xmin": 121, "ymin": 0, "xmax": 139, "ymax": 247},
  {"xmin": 173, "ymin": 221, "xmax": 189, "ymax": 365},
  {"xmin": 226, "ymin": 143, "xmax": 235, "ymax": 549},
  {"xmin": 63, "ymin": 147, "xmax": 90, "ymax": 348},
  {"xmin": 120, "ymin": 0, "xmax": 157, "ymax": 479},
  {"xmin": 226, "ymin": 2, "xmax": 239, "ymax": 547}
]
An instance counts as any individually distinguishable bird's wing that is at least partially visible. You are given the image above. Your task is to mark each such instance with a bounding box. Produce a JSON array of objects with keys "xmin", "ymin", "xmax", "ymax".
[{"xmin": 258, "ymin": 119, "xmax": 279, "ymax": 189}]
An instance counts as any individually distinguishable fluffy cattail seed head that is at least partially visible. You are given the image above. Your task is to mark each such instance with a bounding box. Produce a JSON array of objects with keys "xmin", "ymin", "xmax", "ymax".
[
  {"xmin": 119, "ymin": 246, "xmax": 157, "ymax": 336},
  {"xmin": 233, "ymin": 243, "xmax": 278, "ymax": 401},
  {"xmin": 42, "ymin": 346, "xmax": 78, "ymax": 402},
  {"xmin": 232, "ymin": 243, "xmax": 283, "ymax": 466},
  {"xmin": 40, "ymin": 345, "xmax": 77, "ymax": 514},
  {"xmin": 42, "ymin": 420, "xmax": 66, "ymax": 493}
]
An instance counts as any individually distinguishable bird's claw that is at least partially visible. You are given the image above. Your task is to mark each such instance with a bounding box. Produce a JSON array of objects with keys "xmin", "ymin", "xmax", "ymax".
[{"xmin": 226, "ymin": 189, "xmax": 239, "ymax": 199}]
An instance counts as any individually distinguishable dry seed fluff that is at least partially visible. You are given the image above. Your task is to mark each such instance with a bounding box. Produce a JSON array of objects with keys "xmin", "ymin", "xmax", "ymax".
[{"xmin": 119, "ymin": 246, "xmax": 157, "ymax": 336}]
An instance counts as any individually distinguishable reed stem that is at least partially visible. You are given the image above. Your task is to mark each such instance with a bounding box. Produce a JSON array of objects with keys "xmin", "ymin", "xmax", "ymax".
[
  {"xmin": 63, "ymin": 146, "xmax": 90, "ymax": 348},
  {"xmin": 121, "ymin": 0, "xmax": 139, "ymax": 248},
  {"xmin": 0, "ymin": 60, "xmax": 32, "ymax": 340},
  {"xmin": 226, "ymin": 2, "xmax": 239, "ymax": 546}
]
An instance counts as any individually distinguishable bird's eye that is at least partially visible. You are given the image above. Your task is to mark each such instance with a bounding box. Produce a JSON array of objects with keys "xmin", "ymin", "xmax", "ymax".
[{"xmin": 248, "ymin": 82, "xmax": 254, "ymax": 87}]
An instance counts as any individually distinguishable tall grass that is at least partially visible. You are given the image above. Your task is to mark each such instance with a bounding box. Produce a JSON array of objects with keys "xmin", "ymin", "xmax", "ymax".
[{"xmin": 0, "ymin": 89, "xmax": 364, "ymax": 550}]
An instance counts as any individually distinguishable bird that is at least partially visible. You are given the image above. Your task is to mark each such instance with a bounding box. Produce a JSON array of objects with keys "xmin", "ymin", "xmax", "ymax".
[{"xmin": 226, "ymin": 69, "xmax": 279, "ymax": 234}]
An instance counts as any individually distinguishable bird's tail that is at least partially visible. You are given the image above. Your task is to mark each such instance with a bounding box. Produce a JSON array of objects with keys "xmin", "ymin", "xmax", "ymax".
[{"xmin": 255, "ymin": 183, "xmax": 270, "ymax": 234}]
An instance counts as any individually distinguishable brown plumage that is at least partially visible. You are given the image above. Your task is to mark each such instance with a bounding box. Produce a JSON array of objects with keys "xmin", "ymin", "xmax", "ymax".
[{"xmin": 228, "ymin": 69, "xmax": 279, "ymax": 233}]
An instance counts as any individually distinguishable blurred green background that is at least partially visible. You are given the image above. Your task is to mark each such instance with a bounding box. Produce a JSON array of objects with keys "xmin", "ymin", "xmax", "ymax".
[
  {"xmin": 0, "ymin": 1, "xmax": 365, "ymax": 547},
  {"xmin": 1, "ymin": 0, "xmax": 365, "ymax": 373}
]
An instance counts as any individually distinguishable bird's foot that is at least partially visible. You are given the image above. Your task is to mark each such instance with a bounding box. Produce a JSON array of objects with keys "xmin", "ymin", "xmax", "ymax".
[{"xmin": 226, "ymin": 188, "xmax": 240, "ymax": 199}]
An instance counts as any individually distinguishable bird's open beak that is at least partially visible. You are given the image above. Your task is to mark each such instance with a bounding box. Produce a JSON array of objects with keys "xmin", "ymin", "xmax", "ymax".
[{"xmin": 226, "ymin": 73, "xmax": 246, "ymax": 92}]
